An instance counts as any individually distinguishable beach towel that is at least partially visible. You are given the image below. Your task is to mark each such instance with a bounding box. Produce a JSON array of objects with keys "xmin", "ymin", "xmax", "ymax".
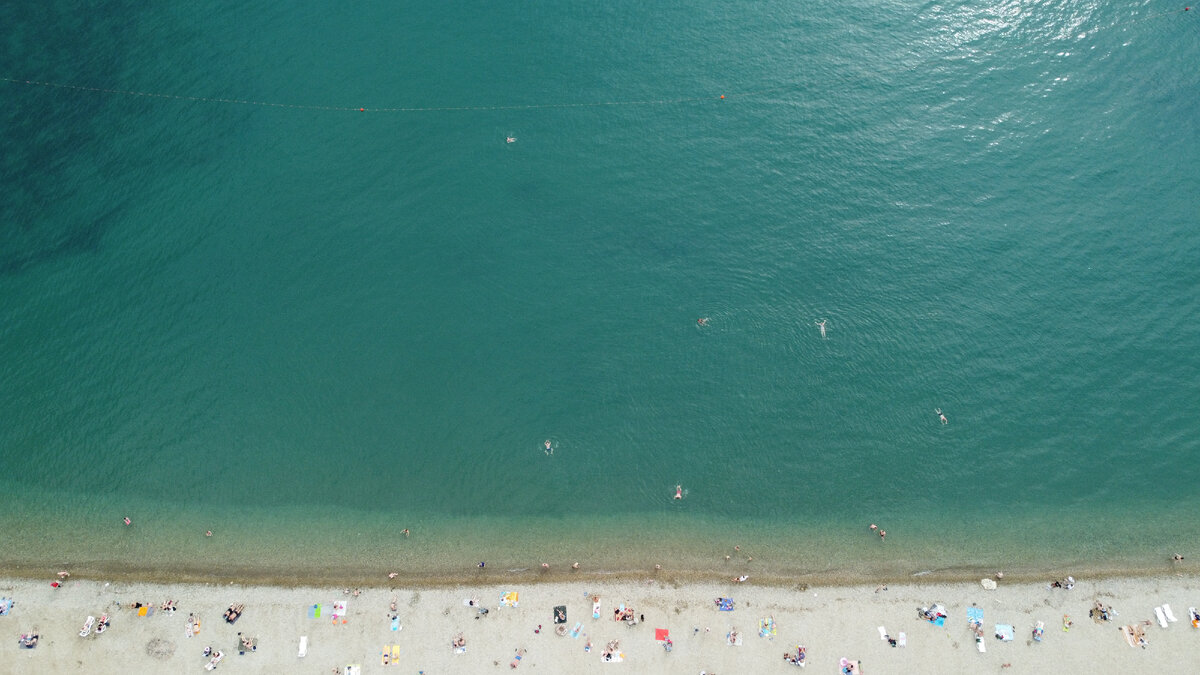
[
  {"xmin": 501, "ymin": 591, "xmax": 519, "ymax": 608},
  {"xmin": 344, "ymin": 666, "xmax": 361, "ymax": 675},
  {"xmin": 0, "ymin": 598, "xmax": 12, "ymax": 616},
  {"xmin": 726, "ymin": 630, "xmax": 743, "ymax": 646},
  {"xmin": 571, "ymin": 622, "xmax": 584, "ymax": 639},
  {"xmin": 593, "ymin": 598, "xmax": 601, "ymax": 619},
  {"xmin": 654, "ymin": 628, "xmax": 669, "ymax": 641},
  {"xmin": 898, "ymin": 632, "xmax": 906, "ymax": 647},
  {"xmin": 308, "ymin": 604, "xmax": 321, "ymax": 619},
  {"xmin": 1033, "ymin": 621, "xmax": 1045, "ymax": 641},
  {"xmin": 976, "ymin": 634, "xmax": 986, "ymax": 652},
  {"xmin": 391, "ymin": 645, "xmax": 400, "ymax": 663},
  {"xmin": 995, "ymin": 624, "xmax": 1014, "ymax": 641},
  {"xmin": 554, "ymin": 605, "xmax": 567, "ymax": 624},
  {"xmin": 1155, "ymin": 606, "xmax": 1168, "ymax": 628},
  {"xmin": 1120, "ymin": 625, "xmax": 1137, "ymax": 648},
  {"xmin": 390, "ymin": 615, "xmax": 401, "ymax": 631},
  {"xmin": 298, "ymin": 636, "xmax": 308, "ymax": 658},
  {"xmin": 759, "ymin": 617, "xmax": 777, "ymax": 638},
  {"xmin": 333, "ymin": 600, "xmax": 348, "ymax": 625},
  {"xmin": 877, "ymin": 626, "xmax": 887, "ymax": 640},
  {"xmin": 601, "ymin": 651, "xmax": 624, "ymax": 662},
  {"xmin": 717, "ymin": 598, "xmax": 734, "ymax": 611},
  {"xmin": 967, "ymin": 607, "xmax": 984, "ymax": 624},
  {"xmin": 204, "ymin": 651, "xmax": 224, "ymax": 670},
  {"xmin": 137, "ymin": 607, "xmax": 148, "ymax": 617},
  {"xmin": 1189, "ymin": 607, "xmax": 1200, "ymax": 628},
  {"xmin": 1163, "ymin": 604, "xmax": 1178, "ymax": 622},
  {"xmin": 381, "ymin": 645, "xmax": 390, "ymax": 666}
]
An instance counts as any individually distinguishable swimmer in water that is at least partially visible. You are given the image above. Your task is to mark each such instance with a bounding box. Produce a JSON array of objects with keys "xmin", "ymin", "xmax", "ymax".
[
  {"xmin": 936, "ymin": 408, "xmax": 948, "ymax": 424},
  {"xmin": 506, "ymin": 136, "xmax": 516, "ymax": 144},
  {"xmin": 697, "ymin": 317, "xmax": 709, "ymax": 326},
  {"xmin": 544, "ymin": 440, "xmax": 553, "ymax": 455},
  {"xmin": 674, "ymin": 485, "xmax": 683, "ymax": 500},
  {"xmin": 815, "ymin": 319, "xmax": 827, "ymax": 338}
]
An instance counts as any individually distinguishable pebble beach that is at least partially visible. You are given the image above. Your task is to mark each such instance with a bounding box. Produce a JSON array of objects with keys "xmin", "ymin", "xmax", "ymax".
[{"xmin": 4, "ymin": 571, "xmax": 1200, "ymax": 674}]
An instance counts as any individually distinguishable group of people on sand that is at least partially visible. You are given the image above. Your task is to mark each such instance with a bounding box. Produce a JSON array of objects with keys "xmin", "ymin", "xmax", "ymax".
[
  {"xmin": 1049, "ymin": 576, "xmax": 1075, "ymax": 590},
  {"xmin": 612, "ymin": 607, "xmax": 636, "ymax": 623},
  {"xmin": 782, "ymin": 645, "xmax": 807, "ymax": 666},
  {"xmin": 237, "ymin": 632, "xmax": 257, "ymax": 652},
  {"xmin": 223, "ymin": 603, "xmax": 244, "ymax": 623},
  {"xmin": 1090, "ymin": 600, "xmax": 1112, "ymax": 622}
]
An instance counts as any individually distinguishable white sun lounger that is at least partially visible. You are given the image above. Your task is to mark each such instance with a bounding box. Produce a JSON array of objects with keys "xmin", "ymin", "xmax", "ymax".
[
  {"xmin": 1163, "ymin": 604, "xmax": 1178, "ymax": 622},
  {"xmin": 298, "ymin": 636, "xmax": 308, "ymax": 658},
  {"xmin": 1155, "ymin": 606, "xmax": 1169, "ymax": 628}
]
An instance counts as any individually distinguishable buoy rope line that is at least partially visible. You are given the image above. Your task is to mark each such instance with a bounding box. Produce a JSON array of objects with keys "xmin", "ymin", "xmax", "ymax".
[
  {"xmin": 0, "ymin": 77, "xmax": 793, "ymax": 113},
  {"xmin": 0, "ymin": 8, "xmax": 1188, "ymax": 114}
]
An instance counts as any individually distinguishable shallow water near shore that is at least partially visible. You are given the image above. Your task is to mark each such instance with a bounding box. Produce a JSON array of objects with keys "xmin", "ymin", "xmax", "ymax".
[{"xmin": 1, "ymin": 2, "xmax": 1198, "ymax": 583}]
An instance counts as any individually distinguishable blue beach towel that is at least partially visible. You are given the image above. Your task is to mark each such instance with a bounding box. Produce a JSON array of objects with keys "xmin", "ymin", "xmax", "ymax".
[
  {"xmin": 390, "ymin": 615, "xmax": 400, "ymax": 631},
  {"xmin": 967, "ymin": 607, "xmax": 983, "ymax": 623},
  {"xmin": 717, "ymin": 598, "xmax": 735, "ymax": 612},
  {"xmin": 934, "ymin": 615, "xmax": 945, "ymax": 627},
  {"xmin": 570, "ymin": 622, "xmax": 583, "ymax": 638},
  {"xmin": 0, "ymin": 598, "xmax": 12, "ymax": 616},
  {"xmin": 308, "ymin": 604, "xmax": 321, "ymax": 619}
]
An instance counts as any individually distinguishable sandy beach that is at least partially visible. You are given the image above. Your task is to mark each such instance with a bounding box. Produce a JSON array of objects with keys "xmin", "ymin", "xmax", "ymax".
[{"xmin": 3, "ymin": 571, "xmax": 1199, "ymax": 674}]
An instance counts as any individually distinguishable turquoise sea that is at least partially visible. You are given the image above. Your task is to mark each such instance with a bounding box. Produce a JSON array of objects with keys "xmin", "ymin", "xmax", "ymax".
[{"xmin": 1, "ymin": 1, "xmax": 1198, "ymax": 584}]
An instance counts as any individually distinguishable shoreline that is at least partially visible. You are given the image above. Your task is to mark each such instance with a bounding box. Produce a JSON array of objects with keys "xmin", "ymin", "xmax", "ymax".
[{"xmin": 1, "ymin": 559, "xmax": 1192, "ymax": 590}]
